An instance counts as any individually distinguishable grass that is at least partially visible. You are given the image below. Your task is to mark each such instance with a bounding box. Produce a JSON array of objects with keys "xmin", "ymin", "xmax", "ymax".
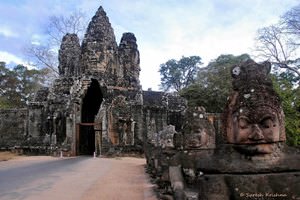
[{"xmin": 0, "ymin": 151, "xmax": 20, "ymax": 161}]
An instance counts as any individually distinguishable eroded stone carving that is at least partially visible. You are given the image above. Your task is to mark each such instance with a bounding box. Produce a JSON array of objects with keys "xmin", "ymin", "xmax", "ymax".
[
  {"xmin": 224, "ymin": 60, "xmax": 285, "ymax": 155},
  {"xmin": 118, "ymin": 32, "xmax": 140, "ymax": 88},
  {"xmin": 58, "ymin": 33, "xmax": 81, "ymax": 77},
  {"xmin": 144, "ymin": 59, "xmax": 300, "ymax": 200},
  {"xmin": 182, "ymin": 106, "xmax": 215, "ymax": 149},
  {"xmin": 81, "ymin": 6, "xmax": 118, "ymax": 76}
]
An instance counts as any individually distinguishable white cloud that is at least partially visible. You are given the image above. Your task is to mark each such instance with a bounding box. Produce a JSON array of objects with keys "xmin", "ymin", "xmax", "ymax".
[
  {"xmin": 0, "ymin": 0, "xmax": 299, "ymax": 91},
  {"xmin": 0, "ymin": 26, "xmax": 19, "ymax": 38},
  {"xmin": 0, "ymin": 51, "xmax": 24, "ymax": 64},
  {"xmin": 30, "ymin": 34, "xmax": 44, "ymax": 45},
  {"xmin": 127, "ymin": 0, "xmax": 300, "ymax": 90},
  {"xmin": 0, "ymin": 51, "xmax": 34, "ymax": 69}
]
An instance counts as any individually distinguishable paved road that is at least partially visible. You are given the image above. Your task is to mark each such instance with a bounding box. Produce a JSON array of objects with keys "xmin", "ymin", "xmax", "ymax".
[{"xmin": 0, "ymin": 156, "xmax": 156, "ymax": 200}]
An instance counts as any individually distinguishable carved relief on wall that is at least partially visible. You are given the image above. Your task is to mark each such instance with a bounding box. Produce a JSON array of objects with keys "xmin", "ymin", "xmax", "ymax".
[{"xmin": 108, "ymin": 95, "xmax": 135, "ymax": 145}]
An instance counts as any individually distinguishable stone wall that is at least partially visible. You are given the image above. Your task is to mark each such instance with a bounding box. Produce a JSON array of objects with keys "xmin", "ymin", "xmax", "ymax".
[{"xmin": 0, "ymin": 109, "xmax": 27, "ymax": 148}]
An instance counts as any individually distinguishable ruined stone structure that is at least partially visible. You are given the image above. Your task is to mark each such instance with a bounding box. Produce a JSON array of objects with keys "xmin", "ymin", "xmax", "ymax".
[
  {"xmin": 145, "ymin": 60, "xmax": 300, "ymax": 200},
  {"xmin": 0, "ymin": 5, "xmax": 299, "ymax": 199},
  {"xmin": 26, "ymin": 6, "xmax": 145, "ymax": 155},
  {"xmin": 0, "ymin": 6, "xmax": 186, "ymax": 157}
]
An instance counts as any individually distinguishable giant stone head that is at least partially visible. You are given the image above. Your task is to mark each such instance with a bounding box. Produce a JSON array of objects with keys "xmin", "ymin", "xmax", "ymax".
[{"xmin": 223, "ymin": 60, "xmax": 286, "ymax": 154}]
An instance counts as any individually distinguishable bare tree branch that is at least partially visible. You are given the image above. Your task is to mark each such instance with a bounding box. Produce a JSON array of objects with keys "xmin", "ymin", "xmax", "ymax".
[
  {"xmin": 254, "ymin": 18, "xmax": 300, "ymax": 82},
  {"xmin": 23, "ymin": 10, "xmax": 88, "ymax": 78}
]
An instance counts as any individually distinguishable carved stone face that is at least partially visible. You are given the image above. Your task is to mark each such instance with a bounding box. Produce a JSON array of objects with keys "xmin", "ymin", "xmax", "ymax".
[
  {"xmin": 185, "ymin": 129, "xmax": 208, "ymax": 148},
  {"xmin": 228, "ymin": 106, "xmax": 281, "ymax": 154},
  {"xmin": 183, "ymin": 107, "xmax": 215, "ymax": 149},
  {"xmin": 233, "ymin": 106, "xmax": 280, "ymax": 143},
  {"xmin": 223, "ymin": 60, "xmax": 286, "ymax": 155}
]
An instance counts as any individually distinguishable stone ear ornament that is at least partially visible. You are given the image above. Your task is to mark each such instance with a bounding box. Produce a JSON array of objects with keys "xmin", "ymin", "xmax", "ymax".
[
  {"xmin": 231, "ymin": 60, "xmax": 271, "ymax": 78},
  {"xmin": 231, "ymin": 66, "xmax": 240, "ymax": 78}
]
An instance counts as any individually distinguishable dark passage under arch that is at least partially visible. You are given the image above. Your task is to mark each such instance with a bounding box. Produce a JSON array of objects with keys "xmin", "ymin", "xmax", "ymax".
[{"xmin": 80, "ymin": 79, "xmax": 102, "ymax": 155}]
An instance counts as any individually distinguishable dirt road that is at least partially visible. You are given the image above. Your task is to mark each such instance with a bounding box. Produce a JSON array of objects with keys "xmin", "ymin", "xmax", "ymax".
[{"xmin": 0, "ymin": 156, "xmax": 157, "ymax": 200}]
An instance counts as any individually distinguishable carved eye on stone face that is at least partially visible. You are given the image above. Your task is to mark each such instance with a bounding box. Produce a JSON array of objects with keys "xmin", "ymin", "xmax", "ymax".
[
  {"xmin": 260, "ymin": 116, "xmax": 276, "ymax": 129},
  {"xmin": 238, "ymin": 117, "xmax": 250, "ymax": 129}
]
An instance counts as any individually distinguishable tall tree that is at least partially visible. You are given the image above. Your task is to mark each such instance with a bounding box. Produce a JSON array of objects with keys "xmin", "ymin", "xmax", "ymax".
[
  {"xmin": 180, "ymin": 54, "xmax": 250, "ymax": 113},
  {"xmin": 0, "ymin": 62, "xmax": 46, "ymax": 108},
  {"xmin": 281, "ymin": 4, "xmax": 300, "ymax": 41},
  {"xmin": 159, "ymin": 56, "xmax": 202, "ymax": 92},
  {"xmin": 24, "ymin": 10, "xmax": 87, "ymax": 77},
  {"xmin": 46, "ymin": 10, "xmax": 87, "ymax": 46},
  {"xmin": 255, "ymin": 4, "xmax": 300, "ymax": 84},
  {"xmin": 254, "ymin": 4, "xmax": 300, "ymax": 146},
  {"xmin": 272, "ymin": 72, "xmax": 300, "ymax": 146},
  {"xmin": 0, "ymin": 62, "xmax": 19, "ymax": 108}
]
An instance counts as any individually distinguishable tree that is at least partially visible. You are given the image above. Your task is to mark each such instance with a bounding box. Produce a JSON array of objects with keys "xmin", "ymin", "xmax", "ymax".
[
  {"xmin": 24, "ymin": 10, "xmax": 87, "ymax": 78},
  {"xmin": 180, "ymin": 54, "xmax": 250, "ymax": 113},
  {"xmin": 46, "ymin": 10, "xmax": 87, "ymax": 46},
  {"xmin": 0, "ymin": 62, "xmax": 47, "ymax": 108},
  {"xmin": 254, "ymin": 4, "xmax": 300, "ymax": 146},
  {"xmin": 272, "ymin": 73, "xmax": 300, "ymax": 146},
  {"xmin": 159, "ymin": 56, "xmax": 202, "ymax": 92},
  {"xmin": 281, "ymin": 4, "xmax": 300, "ymax": 41},
  {"xmin": 254, "ymin": 4, "xmax": 300, "ymax": 84},
  {"xmin": 0, "ymin": 62, "xmax": 19, "ymax": 108}
]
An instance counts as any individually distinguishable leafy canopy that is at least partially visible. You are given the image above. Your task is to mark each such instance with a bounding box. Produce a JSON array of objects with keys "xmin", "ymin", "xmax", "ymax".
[
  {"xmin": 272, "ymin": 72, "xmax": 300, "ymax": 146},
  {"xmin": 0, "ymin": 62, "xmax": 47, "ymax": 108},
  {"xmin": 159, "ymin": 56, "xmax": 202, "ymax": 92},
  {"xmin": 180, "ymin": 54, "xmax": 250, "ymax": 113}
]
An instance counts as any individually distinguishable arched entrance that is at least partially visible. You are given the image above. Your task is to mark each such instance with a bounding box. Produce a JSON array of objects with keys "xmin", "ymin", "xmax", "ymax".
[{"xmin": 79, "ymin": 79, "xmax": 103, "ymax": 155}]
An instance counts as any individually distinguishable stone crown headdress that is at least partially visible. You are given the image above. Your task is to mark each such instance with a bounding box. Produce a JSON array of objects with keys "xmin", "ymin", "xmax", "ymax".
[
  {"xmin": 222, "ymin": 59, "xmax": 285, "ymax": 142},
  {"xmin": 230, "ymin": 60, "xmax": 281, "ymax": 112}
]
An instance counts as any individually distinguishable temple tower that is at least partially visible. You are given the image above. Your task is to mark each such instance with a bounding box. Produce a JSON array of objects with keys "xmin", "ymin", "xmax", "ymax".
[{"xmin": 81, "ymin": 6, "xmax": 118, "ymax": 82}]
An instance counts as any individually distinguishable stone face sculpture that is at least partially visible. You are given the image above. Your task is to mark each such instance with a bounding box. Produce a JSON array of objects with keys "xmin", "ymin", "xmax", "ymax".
[
  {"xmin": 183, "ymin": 106, "xmax": 215, "ymax": 149},
  {"xmin": 144, "ymin": 59, "xmax": 300, "ymax": 199},
  {"xmin": 58, "ymin": 33, "xmax": 81, "ymax": 77},
  {"xmin": 193, "ymin": 60, "xmax": 300, "ymax": 200},
  {"xmin": 223, "ymin": 60, "xmax": 285, "ymax": 155},
  {"xmin": 118, "ymin": 32, "xmax": 141, "ymax": 88},
  {"xmin": 81, "ymin": 6, "xmax": 118, "ymax": 75}
]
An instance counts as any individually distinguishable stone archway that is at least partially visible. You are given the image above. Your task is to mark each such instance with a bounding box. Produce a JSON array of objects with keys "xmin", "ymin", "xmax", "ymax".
[{"xmin": 79, "ymin": 79, "xmax": 103, "ymax": 155}]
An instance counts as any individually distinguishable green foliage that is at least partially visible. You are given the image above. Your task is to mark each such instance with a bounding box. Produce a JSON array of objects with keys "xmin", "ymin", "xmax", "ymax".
[
  {"xmin": 272, "ymin": 74, "xmax": 300, "ymax": 146},
  {"xmin": 180, "ymin": 54, "xmax": 250, "ymax": 113},
  {"xmin": 159, "ymin": 56, "xmax": 202, "ymax": 92},
  {"xmin": 0, "ymin": 62, "xmax": 47, "ymax": 108}
]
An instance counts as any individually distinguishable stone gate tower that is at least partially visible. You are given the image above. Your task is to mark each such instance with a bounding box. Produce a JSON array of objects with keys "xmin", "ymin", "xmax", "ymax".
[{"xmin": 28, "ymin": 6, "xmax": 143, "ymax": 155}]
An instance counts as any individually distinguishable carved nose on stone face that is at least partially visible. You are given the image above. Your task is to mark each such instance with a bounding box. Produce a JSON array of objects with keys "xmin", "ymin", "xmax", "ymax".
[{"xmin": 248, "ymin": 124, "xmax": 264, "ymax": 141}]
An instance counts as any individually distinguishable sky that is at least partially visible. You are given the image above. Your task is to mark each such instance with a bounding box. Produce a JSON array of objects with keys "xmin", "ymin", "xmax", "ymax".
[{"xmin": 0, "ymin": 0, "xmax": 299, "ymax": 91}]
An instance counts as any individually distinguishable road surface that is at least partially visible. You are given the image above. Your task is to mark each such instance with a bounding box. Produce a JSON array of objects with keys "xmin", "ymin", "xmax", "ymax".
[{"xmin": 0, "ymin": 156, "xmax": 157, "ymax": 200}]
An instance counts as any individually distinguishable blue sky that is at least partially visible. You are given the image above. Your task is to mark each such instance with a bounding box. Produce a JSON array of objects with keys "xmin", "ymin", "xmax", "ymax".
[{"xmin": 0, "ymin": 0, "xmax": 299, "ymax": 90}]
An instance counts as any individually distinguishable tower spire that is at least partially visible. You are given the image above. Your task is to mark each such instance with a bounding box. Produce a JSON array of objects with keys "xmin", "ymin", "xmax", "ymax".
[{"xmin": 81, "ymin": 6, "xmax": 118, "ymax": 75}]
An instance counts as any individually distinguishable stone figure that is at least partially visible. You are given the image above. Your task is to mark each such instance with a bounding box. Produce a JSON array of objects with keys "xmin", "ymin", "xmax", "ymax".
[
  {"xmin": 192, "ymin": 60, "xmax": 300, "ymax": 200},
  {"xmin": 148, "ymin": 60, "xmax": 300, "ymax": 200},
  {"xmin": 58, "ymin": 33, "xmax": 81, "ymax": 77},
  {"xmin": 223, "ymin": 60, "xmax": 285, "ymax": 155},
  {"xmin": 183, "ymin": 106, "xmax": 215, "ymax": 149}
]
